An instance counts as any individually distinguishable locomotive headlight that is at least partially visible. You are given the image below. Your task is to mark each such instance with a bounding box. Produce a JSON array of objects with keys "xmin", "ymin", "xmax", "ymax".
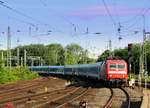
[{"xmin": 109, "ymin": 75, "xmax": 112, "ymax": 77}]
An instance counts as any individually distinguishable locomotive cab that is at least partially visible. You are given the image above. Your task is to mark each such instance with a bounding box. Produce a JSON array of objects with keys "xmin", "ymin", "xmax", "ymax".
[{"xmin": 106, "ymin": 60, "xmax": 128, "ymax": 85}]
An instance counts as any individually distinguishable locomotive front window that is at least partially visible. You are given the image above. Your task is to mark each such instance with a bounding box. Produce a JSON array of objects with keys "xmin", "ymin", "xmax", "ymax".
[
  {"xmin": 109, "ymin": 64, "xmax": 116, "ymax": 69},
  {"xmin": 118, "ymin": 64, "xmax": 125, "ymax": 69}
]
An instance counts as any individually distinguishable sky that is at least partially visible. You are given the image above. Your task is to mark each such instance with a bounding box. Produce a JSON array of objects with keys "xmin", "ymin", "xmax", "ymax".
[{"xmin": 0, "ymin": 0, "xmax": 150, "ymax": 58}]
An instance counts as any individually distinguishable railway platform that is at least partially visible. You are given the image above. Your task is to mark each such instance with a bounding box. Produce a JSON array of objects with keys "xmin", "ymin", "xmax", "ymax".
[
  {"xmin": 147, "ymin": 89, "xmax": 150, "ymax": 108},
  {"xmin": 140, "ymin": 89, "xmax": 150, "ymax": 108}
]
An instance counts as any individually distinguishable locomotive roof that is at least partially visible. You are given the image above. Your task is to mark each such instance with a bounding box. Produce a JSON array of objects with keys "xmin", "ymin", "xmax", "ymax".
[{"xmin": 106, "ymin": 59, "xmax": 126, "ymax": 63}]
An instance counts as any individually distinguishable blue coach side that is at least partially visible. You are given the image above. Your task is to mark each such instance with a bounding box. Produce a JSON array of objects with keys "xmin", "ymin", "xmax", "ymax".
[
  {"xmin": 85, "ymin": 63, "xmax": 101, "ymax": 79},
  {"xmin": 29, "ymin": 66, "xmax": 64, "ymax": 74},
  {"xmin": 29, "ymin": 62, "xmax": 105, "ymax": 80},
  {"xmin": 64, "ymin": 65, "xmax": 79, "ymax": 75},
  {"xmin": 79, "ymin": 62, "xmax": 103, "ymax": 79},
  {"xmin": 64, "ymin": 62, "xmax": 103, "ymax": 80}
]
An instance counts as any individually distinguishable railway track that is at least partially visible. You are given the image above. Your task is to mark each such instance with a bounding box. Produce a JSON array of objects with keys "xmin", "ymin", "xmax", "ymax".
[
  {"xmin": 0, "ymin": 77, "xmax": 141, "ymax": 108},
  {"xmin": 0, "ymin": 78, "xmax": 44, "ymax": 93},
  {"xmin": 0, "ymin": 78, "xmax": 64, "ymax": 102},
  {"xmin": 120, "ymin": 87, "xmax": 131, "ymax": 108},
  {"xmin": 0, "ymin": 77, "xmax": 67, "ymax": 108},
  {"xmin": 103, "ymin": 87, "xmax": 114, "ymax": 108},
  {"xmin": 55, "ymin": 87, "xmax": 90, "ymax": 108},
  {"xmin": 33, "ymin": 87, "xmax": 89, "ymax": 108},
  {"xmin": 0, "ymin": 77, "xmax": 57, "ymax": 94},
  {"xmin": 0, "ymin": 86, "xmax": 76, "ymax": 108},
  {"xmin": 104, "ymin": 87, "xmax": 131, "ymax": 108}
]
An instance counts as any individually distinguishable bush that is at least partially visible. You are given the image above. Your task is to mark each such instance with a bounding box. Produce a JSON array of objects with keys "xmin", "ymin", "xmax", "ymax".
[
  {"xmin": 129, "ymin": 73, "xmax": 150, "ymax": 82},
  {"xmin": 0, "ymin": 67, "xmax": 39, "ymax": 84}
]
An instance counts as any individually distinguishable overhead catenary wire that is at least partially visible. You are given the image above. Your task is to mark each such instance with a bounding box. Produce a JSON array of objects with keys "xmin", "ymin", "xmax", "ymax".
[
  {"xmin": 120, "ymin": 6, "xmax": 150, "ymax": 24},
  {"xmin": 112, "ymin": 0, "xmax": 121, "ymax": 24},
  {"xmin": 7, "ymin": 16, "xmax": 36, "ymax": 27},
  {"xmin": 0, "ymin": 0, "xmax": 69, "ymax": 43},
  {"xmin": 111, "ymin": 0, "xmax": 150, "ymax": 25},
  {"xmin": 38, "ymin": 0, "xmax": 82, "ymax": 34},
  {"xmin": 102, "ymin": 0, "xmax": 117, "ymax": 27},
  {"xmin": 107, "ymin": 0, "xmax": 150, "ymax": 39},
  {"xmin": 0, "ymin": 1, "xmax": 40, "ymax": 23},
  {"xmin": 119, "ymin": 1, "xmax": 150, "ymax": 32},
  {"xmin": 121, "ymin": 9, "xmax": 149, "ymax": 31},
  {"xmin": 102, "ymin": 0, "xmax": 124, "ymax": 41},
  {"xmin": 119, "ymin": 9, "xmax": 150, "ymax": 36},
  {"xmin": 111, "ymin": 0, "xmax": 139, "ymax": 34},
  {"xmin": 39, "ymin": 0, "xmax": 47, "ymax": 6},
  {"xmin": 0, "ymin": 0, "xmax": 62, "ymax": 33},
  {"xmin": 120, "ymin": 12, "xmax": 144, "ymax": 24}
]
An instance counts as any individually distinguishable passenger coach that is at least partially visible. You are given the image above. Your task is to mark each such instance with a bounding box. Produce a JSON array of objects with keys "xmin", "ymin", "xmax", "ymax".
[{"xmin": 29, "ymin": 59, "xmax": 128, "ymax": 84}]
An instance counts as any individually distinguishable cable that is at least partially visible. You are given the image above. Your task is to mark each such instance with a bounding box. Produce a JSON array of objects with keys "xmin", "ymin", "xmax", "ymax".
[
  {"xmin": 107, "ymin": 0, "xmax": 150, "ymax": 36},
  {"xmin": 120, "ymin": 7, "xmax": 150, "ymax": 33},
  {"xmin": 39, "ymin": 0, "xmax": 47, "ymax": 6},
  {"xmin": 112, "ymin": 0, "xmax": 121, "ymax": 23},
  {"xmin": 120, "ymin": 12, "xmax": 144, "ymax": 24},
  {"xmin": 38, "ymin": 0, "xmax": 82, "ymax": 34},
  {"xmin": 102, "ymin": 0, "xmax": 117, "ymax": 27},
  {"xmin": 3, "ymin": 0, "xmax": 61, "ymax": 32},
  {"xmin": 39, "ymin": 0, "xmax": 78, "ymax": 33},
  {"xmin": 120, "ymin": 2, "xmax": 150, "ymax": 24},
  {"xmin": 8, "ymin": 16, "xmax": 36, "ymax": 27},
  {"xmin": 0, "ymin": 1, "xmax": 59, "ymax": 32},
  {"xmin": 118, "ymin": 4, "xmax": 150, "ymax": 40},
  {"xmin": 0, "ymin": 1, "xmax": 39, "ymax": 23}
]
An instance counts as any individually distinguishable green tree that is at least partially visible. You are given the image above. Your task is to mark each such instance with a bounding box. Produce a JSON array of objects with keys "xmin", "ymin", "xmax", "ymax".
[
  {"xmin": 0, "ymin": 59, "xmax": 3, "ymax": 68},
  {"xmin": 46, "ymin": 44, "xmax": 65, "ymax": 65},
  {"xmin": 97, "ymin": 43, "xmax": 150, "ymax": 75},
  {"xmin": 145, "ymin": 41, "xmax": 150, "ymax": 73},
  {"xmin": 13, "ymin": 44, "xmax": 47, "ymax": 66},
  {"xmin": 97, "ymin": 50, "xmax": 110, "ymax": 62},
  {"xmin": 131, "ymin": 44, "xmax": 141, "ymax": 74},
  {"xmin": 65, "ymin": 44, "xmax": 84, "ymax": 64},
  {"xmin": 114, "ymin": 48, "xmax": 128, "ymax": 60}
]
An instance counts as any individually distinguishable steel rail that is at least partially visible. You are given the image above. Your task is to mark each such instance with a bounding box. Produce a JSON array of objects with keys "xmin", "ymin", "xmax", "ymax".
[
  {"xmin": 0, "ymin": 87, "xmax": 70, "ymax": 105},
  {"xmin": 103, "ymin": 87, "xmax": 114, "ymax": 108},
  {"xmin": 34, "ymin": 87, "xmax": 89, "ymax": 108},
  {"xmin": 120, "ymin": 87, "xmax": 131, "ymax": 108},
  {"xmin": 56, "ymin": 87, "xmax": 90, "ymax": 108}
]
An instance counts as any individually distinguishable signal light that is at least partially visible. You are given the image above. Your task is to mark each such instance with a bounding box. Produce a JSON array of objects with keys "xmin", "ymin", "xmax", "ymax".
[
  {"xmin": 128, "ymin": 44, "xmax": 132, "ymax": 51},
  {"xmin": 128, "ymin": 43, "xmax": 133, "ymax": 63},
  {"xmin": 128, "ymin": 44, "xmax": 132, "ymax": 54}
]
